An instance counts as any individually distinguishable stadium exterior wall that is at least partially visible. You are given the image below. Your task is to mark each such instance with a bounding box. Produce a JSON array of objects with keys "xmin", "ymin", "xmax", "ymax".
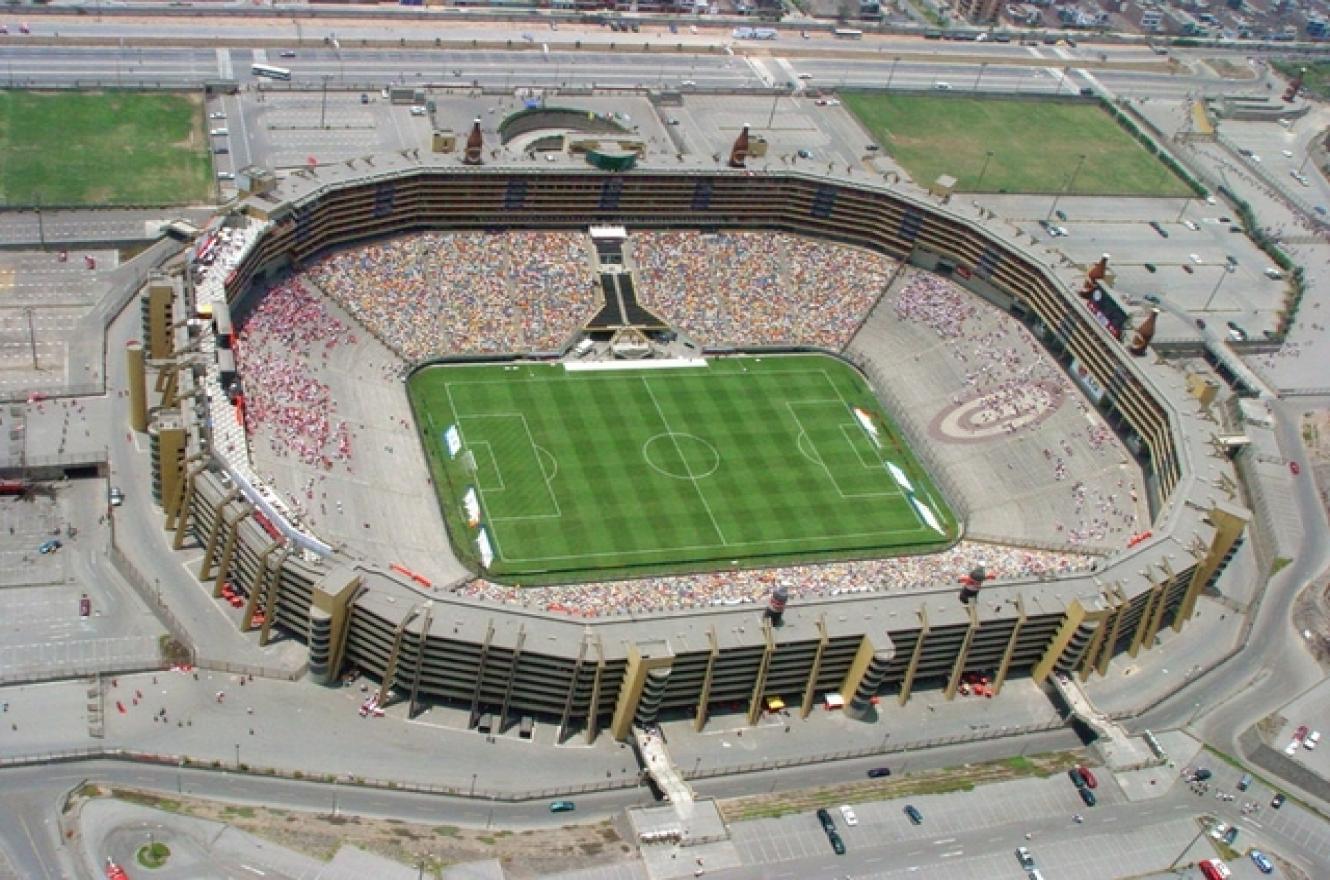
[{"xmin": 150, "ymin": 165, "xmax": 1247, "ymax": 740}]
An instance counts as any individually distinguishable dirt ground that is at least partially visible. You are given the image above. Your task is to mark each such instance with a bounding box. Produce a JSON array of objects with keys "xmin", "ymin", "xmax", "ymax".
[
  {"xmin": 81, "ymin": 786, "xmax": 636, "ymax": 879},
  {"xmin": 717, "ymin": 750, "xmax": 1083, "ymax": 822}
]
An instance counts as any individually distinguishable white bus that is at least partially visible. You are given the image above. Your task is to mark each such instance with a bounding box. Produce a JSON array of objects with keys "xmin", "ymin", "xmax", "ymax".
[
  {"xmin": 251, "ymin": 63, "xmax": 292, "ymax": 81},
  {"xmin": 833, "ymin": 28, "xmax": 864, "ymax": 40}
]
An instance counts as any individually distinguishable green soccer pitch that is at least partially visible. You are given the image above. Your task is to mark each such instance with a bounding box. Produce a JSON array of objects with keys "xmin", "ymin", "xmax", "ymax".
[{"xmin": 408, "ymin": 354, "xmax": 958, "ymax": 584}]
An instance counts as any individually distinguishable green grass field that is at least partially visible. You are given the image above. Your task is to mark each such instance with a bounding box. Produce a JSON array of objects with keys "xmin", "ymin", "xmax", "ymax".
[
  {"xmin": 410, "ymin": 354, "xmax": 958, "ymax": 584},
  {"xmin": 0, "ymin": 91, "xmax": 212, "ymax": 206},
  {"xmin": 842, "ymin": 93, "xmax": 1192, "ymax": 197}
]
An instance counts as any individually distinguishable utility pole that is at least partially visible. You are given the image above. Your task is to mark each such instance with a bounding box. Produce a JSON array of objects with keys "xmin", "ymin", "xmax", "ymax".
[
  {"xmin": 975, "ymin": 150, "xmax": 995, "ymax": 192},
  {"xmin": 320, "ymin": 74, "xmax": 332, "ymax": 129},
  {"xmin": 1046, "ymin": 154, "xmax": 1088, "ymax": 221},
  {"xmin": 26, "ymin": 308, "xmax": 37, "ymax": 371}
]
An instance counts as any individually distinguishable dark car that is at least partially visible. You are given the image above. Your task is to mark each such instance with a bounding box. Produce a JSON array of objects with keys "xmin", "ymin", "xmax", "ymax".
[
  {"xmin": 1068, "ymin": 767, "xmax": 1087, "ymax": 789},
  {"xmin": 1222, "ymin": 825, "xmax": 1239, "ymax": 845},
  {"xmin": 1149, "ymin": 220, "xmax": 1169, "ymax": 238},
  {"xmin": 827, "ymin": 831, "xmax": 846, "ymax": 855},
  {"xmin": 1193, "ymin": 767, "xmax": 1213, "ymax": 781},
  {"xmin": 867, "ymin": 767, "xmax": 892, "ymax": 778},
  {"xmin": 1079, "ymin": 787, "xmax": 1097, "ymax": 807},
  {"xmin": 549, "ymin": 800, "xmax": 575, "ymax": 813},
  {"xmin": 1144, "ymin": 263, "xmax": 1157, "ymax": 273},
  {"xmin": 816, "ymin": 808, "xmax": 836, "ymax": 834},
  {"xmin": 904, "ymin": 805, "xmax": 923, "ymax": 824},
  {"xmin": 1271, "ymin": 792, "xmax": 1286, "ymax": 809}
]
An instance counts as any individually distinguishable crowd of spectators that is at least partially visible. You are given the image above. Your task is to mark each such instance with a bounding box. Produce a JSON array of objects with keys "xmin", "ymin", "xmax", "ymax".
[
  {"xmin": 455, "ymin": 540, "xmax": 1095, "ymax": 618},
  {"xmin": 889, "ymin": 271, "xmax": 1143, "ymax": 548},
  {"xmin": 301, "ymin": 232, "xmax": 598, "ymax": 362},
  {"xmin": 233, "ymin": 278, "xmax": 355, "ymax": 472},
  {"xmin": 633, "ymin": 232, "xmax": 895, "ymax": 349}
]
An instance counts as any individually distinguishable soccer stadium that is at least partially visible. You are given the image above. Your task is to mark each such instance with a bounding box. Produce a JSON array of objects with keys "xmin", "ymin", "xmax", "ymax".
[{"xmin": 132, "ymin": 159, "xmax": 1246, "ymax": 743}]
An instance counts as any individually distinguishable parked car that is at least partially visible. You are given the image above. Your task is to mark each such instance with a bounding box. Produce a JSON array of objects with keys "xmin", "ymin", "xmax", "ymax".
[
  {"xmin": 1222, "ymin": 825, "xmax": 1239, "ymax": 846},
  {"xmin": 839, "ymin": 805, "xmax": 858, "ymax": 826},
  {"xmin": 1144, "ymin": 294, "xmax": 1161, "ymax": 304},
  {"xmin": 1144, "ymin": 263, "xmax": 1157, "ymax": 273},
  {"xmin": 1271, "ymin": 793, "xmax": 1286, "ymax": 809},
  {"xmin": 1294, "ymin": 725, "xmax": 1310, "ymax": 742},
  {"xmin": 1306, "ymin": 730, "xmax": 1321, "ymax": 749},
  {"xmin": 38, "ymin": 539, "xmax": 61, "ymax": 554},
  {"xmin": 1078, "ymin": 788, "xmax": 1097, "ymax": 807},
  {"xmin": 208, "ymin": 111, "xmax": 226, "ymax": 120},
  {"xmin": 1237, "ymin": 774, "xmax": 1252, "ymax": 791},
  {"xmin": 1290, "ymin": 461, "xmax": 1301, "ymax": 476},
  {"xmin": 904, "ymin": 805, "xmax": 923, "ymax": 824},
  {"xmin": 826, "ymin": 830, "xmax": 846, "ymax": 855},
  {"xmin": 1209, "ymin": 822, "xmax": 1228, "ymax": 840},
  {"xmin": 279, "ymin": 50, "xmax": 297, "ymax": 58},
  {"xmin": 1149, "ymin": 220, "xmax": 1169, "ymax": 238},
  {"xmin": 1250, "ymin": 850, "xmax": 1274, "ymax": 873},
  {"xmin": 816, "ymin": 808, "xmax": 836, "ymax": 834},
  {"xmin": 1016, "ymin": 846, "xmax": 1036, "ymax": 870},
  {"xmin": 1068, "ymin": 767, "xmax": 1087, "ymax": 789},
  {"xmin": 867, "ymin": 767, "xmax": 892, "ymax": 778},
  {"xmin": 1077, "ymin": 766, "xmax": 1098, "ymax": 789},
  {"xmin": 1193, "ymin": 767, "xmax": 1213, "ymax": 781},
  {"xmin": 797, "ymin": 148, "xmax": 813, "ymax": 159},
  {"xmin": 549, "ymin": 800, "xmax": 575, "ymax": 813},
  {"xmin": 109, "ymin": 487, "xmax": 125, "ymax": 507}
]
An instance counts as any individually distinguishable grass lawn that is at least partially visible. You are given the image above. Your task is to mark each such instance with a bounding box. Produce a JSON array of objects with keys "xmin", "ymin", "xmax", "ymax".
[
  {"xmin": 0, "ymin": 91, "xmax": 212, "ymax": 206},
  {"xmin": 1273, "ymin": 60, "xmax": 1330, "ymax": 102},
  {"xmin": 409, "ymin": 354, "xmax": 957, "ymax": 584},
  {"xmin": 843, "ymin": 93, "xmax": 1192, "ymax": 196}
]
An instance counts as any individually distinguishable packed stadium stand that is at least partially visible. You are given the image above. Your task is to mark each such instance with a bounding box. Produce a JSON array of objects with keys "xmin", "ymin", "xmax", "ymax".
[{"xmin": 135, "ymin": 165, "xmax": 1247, "ymax": 742}]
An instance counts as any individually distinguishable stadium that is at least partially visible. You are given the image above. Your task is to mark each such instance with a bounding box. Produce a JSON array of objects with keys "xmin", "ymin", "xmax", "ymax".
[{"xmin": 132, "ymin": 157, "xmax": 1246, "ymax": 743}]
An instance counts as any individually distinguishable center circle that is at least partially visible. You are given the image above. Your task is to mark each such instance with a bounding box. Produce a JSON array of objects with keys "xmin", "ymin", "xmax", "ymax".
[{"xmin": 643, "ymin": 433, "xmax": 720, "ymax": 480}]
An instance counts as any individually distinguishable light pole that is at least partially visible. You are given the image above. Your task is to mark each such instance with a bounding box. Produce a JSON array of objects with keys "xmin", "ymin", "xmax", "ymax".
[
  {"xmin": 766, "ymin": 91, "xmax": 780, "ymax": 129},
  {"xmin": 26, "ymin": 308, "xmax": 38, "ymax": 371},
  {"xmin": 1299, "ymin": 150, "xmax": 1316, "ymax": 174},
  {"xmin": 1046, "ymin": 154, "xmax": 1088, "ymax": 221},
  {"xmin": 470, "ymin": 772, "xmax": 478, "ymax": 796},
  {"xmin": 176, "ymin": 759, "xmax": 184, "ymax": 795},
  {"xmin": 975, "ymin": 150, "xmax": 995, "ymax": 192},
  {"xmin": 234, "ymin": 743, "xmax": 240, "ymax": 767},
  {"xmin": 886, "ymin": 57, "xmax": 899, "ymax": 90},
  {"xmin": 1056, "ymin": 65, "xmax": 1069, "ymax": 96},
  {"xmin": 973, "ymin": 62, "xmax": 987, "ymax": 93},
  {"xmin": 332, "ymin": 777, "xmax": 339, "ymax": 817},
  {"xmin": 1175, "ymin": 197, "xmax": 1190, "ymax": 222},
  {"xmin": 1203, "ymin": 266, "xmax": 1230, "ymax": 312},
  {"xmin": 319, "ymin": 74, "xmax": 332, "ymax": 129}
]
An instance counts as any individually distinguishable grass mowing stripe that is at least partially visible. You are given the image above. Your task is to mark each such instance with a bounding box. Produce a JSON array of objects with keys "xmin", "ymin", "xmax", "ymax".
[{"xmin": 409, "ymin": 355, "xmax": 957, "ymax": 584}]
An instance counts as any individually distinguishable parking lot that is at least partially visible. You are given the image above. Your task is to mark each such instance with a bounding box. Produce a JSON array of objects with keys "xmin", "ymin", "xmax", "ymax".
[{"xmin": 0, "ymin": 484, "xmax": 162, "ymax": 682}]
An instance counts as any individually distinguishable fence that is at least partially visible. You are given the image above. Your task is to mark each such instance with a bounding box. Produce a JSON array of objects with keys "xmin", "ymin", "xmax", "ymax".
[
  {"xmin": 0, "ymin": 659, "xmax": 163, "ymax": 688},
  {"xmin": 106, "ymin": 542, "xmax": 195, "ymax": 663}
]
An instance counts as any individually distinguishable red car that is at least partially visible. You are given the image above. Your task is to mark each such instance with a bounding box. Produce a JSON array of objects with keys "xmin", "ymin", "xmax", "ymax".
[
  {"xmin": 1290, "ymin": 461, "xmax": 1301, "ymax": 475},
  {"xmin": 1077, "ymin": 765, "xmax": 1098, "ymax": 789},
  {"xmin": 1294, "ymin": 724, "xmax": 1310, "ymax": 742}
]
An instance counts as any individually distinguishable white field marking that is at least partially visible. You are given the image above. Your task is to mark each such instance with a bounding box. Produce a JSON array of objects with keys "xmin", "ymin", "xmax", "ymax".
[
  {"xmin": 640, "ymin": 376, "xmax": 728, "ymax": 546},
  {"xmin": 786, "ymin": 402, "xmax": 900, "ymax": 499},
  {"xmin": 467, "ymin": 441, "xmax": 506, "ymax": 491}
]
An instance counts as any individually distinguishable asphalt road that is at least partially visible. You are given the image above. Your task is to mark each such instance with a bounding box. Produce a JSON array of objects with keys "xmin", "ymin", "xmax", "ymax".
[{"xmin": 0, "ymin": 41, "xmax": 1246, "ymax": 102}]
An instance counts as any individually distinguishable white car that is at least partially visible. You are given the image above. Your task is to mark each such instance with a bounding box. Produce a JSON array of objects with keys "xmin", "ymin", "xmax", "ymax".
[
  {"xmin": 839, "ymin": 805, "xmax": 858, "ymax": 826},
  {"xmin": 209, "ymin": 111, "xmax": 226, "ymax": 120},
  {"xmin": 410, "ymin": 106, "xmax": 427, "ymax": 117},
  {"xmin": 1183, "ymin": 220, "xmax": 1199, "ymax": 231},
  {"xmin": 1209, "ymin": 822, "xmax": 1228, "ymax": 840},
  {"xmin": 1285, "ymin": 740, "xmax": 1300, "ymax": 755},
  {"xmin": 1306, "ymin": 730, "xmax": 1322, "ymax": 750}
]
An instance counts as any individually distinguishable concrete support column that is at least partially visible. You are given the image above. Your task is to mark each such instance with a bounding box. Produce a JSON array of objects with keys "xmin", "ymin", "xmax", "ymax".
[{"xmin": 126, "ymin": 343, "xmax": 148, "ymax": 433}]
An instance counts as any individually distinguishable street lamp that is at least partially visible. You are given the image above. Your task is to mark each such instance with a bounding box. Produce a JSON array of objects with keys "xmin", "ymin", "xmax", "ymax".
[
  {"xmin": 766, "ymin": 92, "xmax": 780, "ymax": 129},
  {"xmin": 1046, "ymin": 154, "xmax": 1088, "ymax": 222},
  {"xmin": 234, "ymin": 743, "xmax": 240, "ymax": 767},
  {"xmin": 177, "ymin": 759, "xmax": 185, "ymax": 795},
  {"xmin": 973, "ymin": 62, "xmax": 988, "ymax": 93},
  {"xmin": 470, "ymin": 772, "xmax": 478, "ymax": 796},
  {"xmin": 319, "ymin": 74, "xmax": 332, "ymax": 129},
  {"xmin": 975, "ymin": 150, "xmax": 995, "ymax": 192},
  {"xmin": 886, "ymin": 57, "xmax": 899, "ymax": 90},
  {"xmin": 1203, "ymin": 266, "xmax": 1230, "ymax": 312}
]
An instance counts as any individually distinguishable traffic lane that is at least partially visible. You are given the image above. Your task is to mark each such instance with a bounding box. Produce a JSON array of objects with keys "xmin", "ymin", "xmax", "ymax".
[{"xmin": 0, "ymin": 761, "xmax": 658, "ymax": 829}]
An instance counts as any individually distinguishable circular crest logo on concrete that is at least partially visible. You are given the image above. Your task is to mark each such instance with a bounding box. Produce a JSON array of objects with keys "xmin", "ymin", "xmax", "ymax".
[{"xmin": 929, "ymin": 382, "xmax": 1065, "ymax": 444}]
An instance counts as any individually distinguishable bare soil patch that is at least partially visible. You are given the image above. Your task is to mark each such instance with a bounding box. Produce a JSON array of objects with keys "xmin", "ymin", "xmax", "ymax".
[{"xmin": 76, "ymin": 785, "xmax": 635, "ymax": 879}]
